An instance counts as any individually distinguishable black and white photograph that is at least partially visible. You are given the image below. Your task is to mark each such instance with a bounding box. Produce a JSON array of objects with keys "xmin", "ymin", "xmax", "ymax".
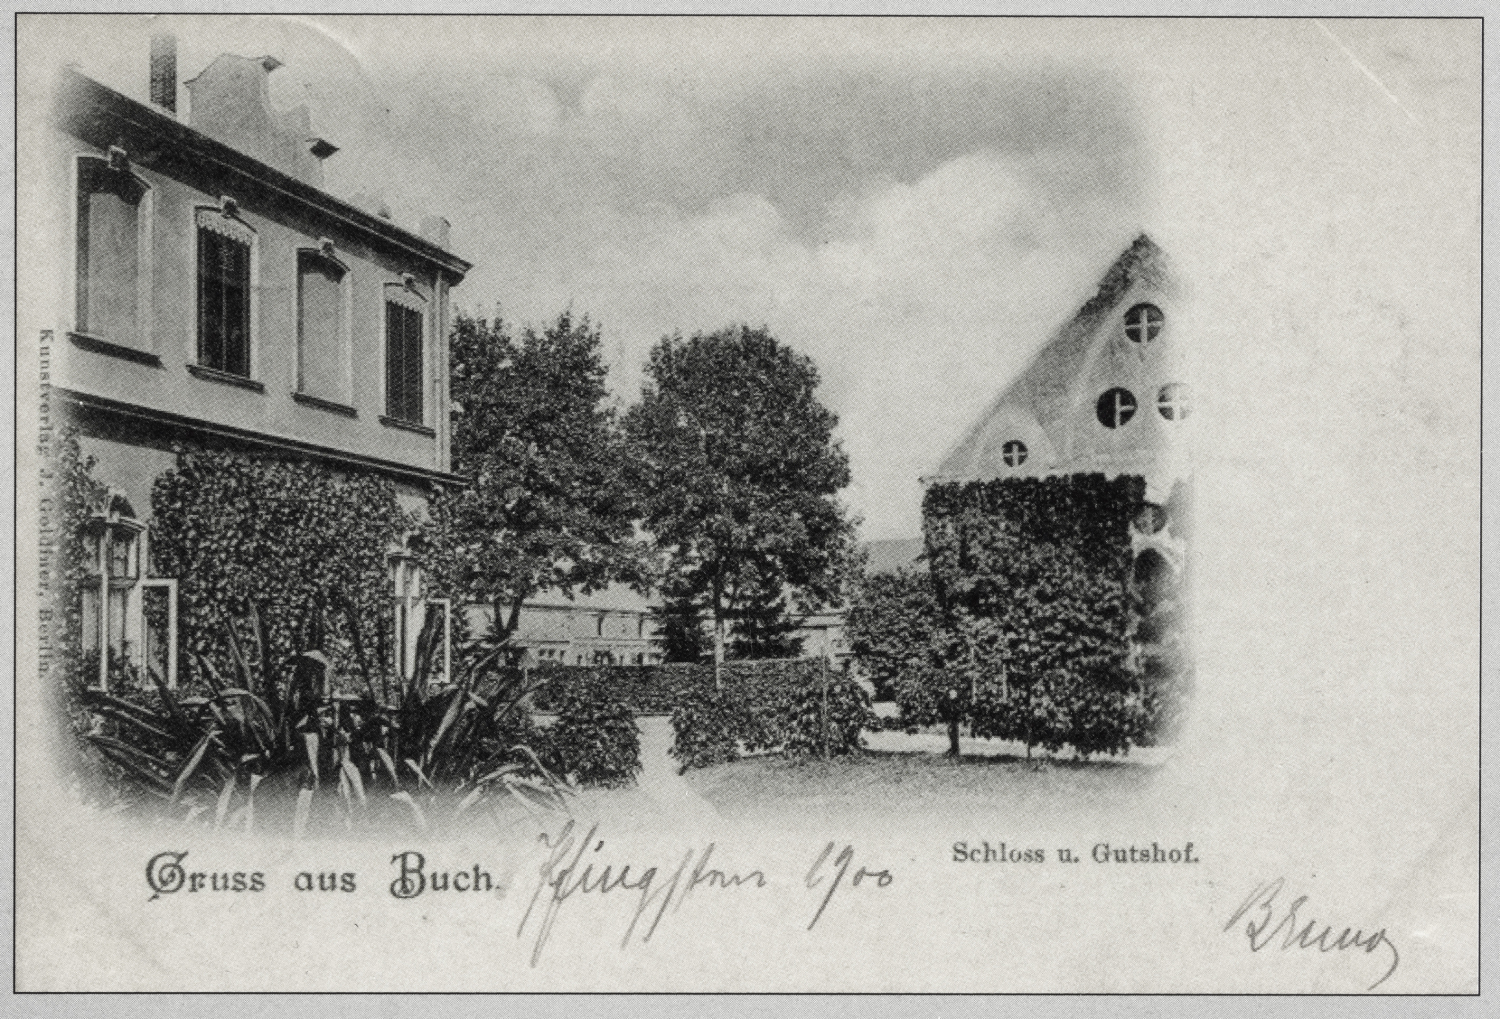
[{"xmin": 12, "ymin": 13, "xmax": 1482, "ymax": 996}]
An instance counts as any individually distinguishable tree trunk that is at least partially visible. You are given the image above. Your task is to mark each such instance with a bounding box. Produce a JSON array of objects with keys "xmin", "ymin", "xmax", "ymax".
[
  {"xmin": 947, "ymin": 719, "xmax": 961, "ymax": 757},
  {"xmin": 711, "ymin": 580, "xmax": 725, "ymax": 689}
]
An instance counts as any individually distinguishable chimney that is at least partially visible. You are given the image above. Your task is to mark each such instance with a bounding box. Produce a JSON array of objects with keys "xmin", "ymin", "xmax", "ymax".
[
  {"xmin": 150, "ymin": 34, "xmax": 177, "ymax": 113},
  {"xmin": 420, "ymin": 215, "xmax": 451, "ymax": 249}
]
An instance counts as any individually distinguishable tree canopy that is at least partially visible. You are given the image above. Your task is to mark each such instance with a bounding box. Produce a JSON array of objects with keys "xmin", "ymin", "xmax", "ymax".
[
  {"xmin": 427, "ymin": 312, "xmax": 642, "ymax": 646},
  {"xmin": 624, "ymin": 325, "xmax": 856, "ymax": 673}
]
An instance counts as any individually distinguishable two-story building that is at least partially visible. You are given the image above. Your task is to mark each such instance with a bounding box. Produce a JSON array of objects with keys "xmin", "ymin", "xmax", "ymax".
[
  {"xmin": 463, "ymin": 585, "xmax": 665, "ymax": 667},
  {"xmin": 36, "ymin": 37, "xmax": 471, "ymax": 689}
]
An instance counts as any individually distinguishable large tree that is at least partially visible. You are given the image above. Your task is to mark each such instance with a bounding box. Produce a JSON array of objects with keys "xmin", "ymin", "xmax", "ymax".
[
  {"xmin": 427, "ymin": 312, "xmax": 642, "ymax": 650},
  {"xmin": 625, "ymin": 325, "xmax": 856, "ymax": 681}
]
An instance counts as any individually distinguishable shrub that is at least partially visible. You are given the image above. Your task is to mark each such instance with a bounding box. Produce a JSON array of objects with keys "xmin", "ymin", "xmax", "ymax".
[
  {"xmin": 923, "ymin": 473, "xmax": 1158, "ymax": 759},
  {"xmin": 532, "ymin": 663, "xmax": 712, "ymax": 715},
  {"xmin": 668, "ymin": 693, "xmax": 751, "ymax": 770},
  {"xmin": 540, "ymin": 675, "xmax": 642, "ymax": 788},
  {"xmin": 845, "ymin": 568, "xmax": 945, "ymax": 703},
  {"xmin": 80, "ymin": 597, "xmax": 570, "ymax": 833},
  {"xmin": 781, "ymin": 673, "xmax": 877, "ymax": 760},
  {"xmin": 668, "ymin": 659, "xmax": 877, "ymax": 770}
]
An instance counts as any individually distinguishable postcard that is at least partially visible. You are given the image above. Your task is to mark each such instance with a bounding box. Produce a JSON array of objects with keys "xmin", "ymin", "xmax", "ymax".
[{"xmin": 12, "ymin": 13, "xmax": 1482, "ymax": 995}]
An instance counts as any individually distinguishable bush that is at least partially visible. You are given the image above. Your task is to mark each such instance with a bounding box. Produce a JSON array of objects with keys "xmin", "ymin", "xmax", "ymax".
[
  {"xmin": 78, "ymin": 596, "xmax": 571, "ymax": 833},
  {"xmin": 668, "ymin": 659, "xmax": 877, "ymax": 770},
  {"xmin": 540, "ymin": 675, "xmax": 642, "ymax": 788},
  {"xmin": 532, "ymin": 663, "xmax": 712, "ymax": 715},
  {"xmin": 781, "ymin": 673, "xmax": 876, "ymax": 760},
  {"xmin": 922, "ymin": 473, "xmax": 1158, "ymax": 759},
  {"xmin": 668, "ymin": 693, "xmax": 750, "ymax": 770}
]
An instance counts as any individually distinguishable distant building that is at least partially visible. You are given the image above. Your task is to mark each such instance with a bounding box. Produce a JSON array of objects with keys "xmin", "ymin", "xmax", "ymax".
[
  {"xmin": 463, "ymin": 585, "xmax": 664, "ymax": 667},
  {"xmin": 39, "ymin": 37, "xmax": 471, "ymax": 688},
  {"xmin": 928, "ymin": 234, "xmax": 1188, "ymax": 511}
]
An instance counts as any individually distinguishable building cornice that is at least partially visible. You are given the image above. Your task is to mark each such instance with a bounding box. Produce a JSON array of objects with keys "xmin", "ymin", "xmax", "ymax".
[
  {"xmin": 54, "ymin": 67, "xmax": 473, "ymax": 284},
  {"xmin": 58, "ymin": 387, "xmax": 469, "ymax": 489}
]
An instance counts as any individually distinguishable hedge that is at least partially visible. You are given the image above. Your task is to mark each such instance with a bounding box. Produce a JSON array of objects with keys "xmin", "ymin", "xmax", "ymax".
[{"xmin": 531, "ymin": 660, "xmax": 877, "ymax": 770}]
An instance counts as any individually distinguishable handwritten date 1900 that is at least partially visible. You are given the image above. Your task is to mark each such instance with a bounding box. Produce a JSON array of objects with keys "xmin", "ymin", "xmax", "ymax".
[{"xmin": 805, "ymin": 842, "xmax": 893, "ymax": 930}]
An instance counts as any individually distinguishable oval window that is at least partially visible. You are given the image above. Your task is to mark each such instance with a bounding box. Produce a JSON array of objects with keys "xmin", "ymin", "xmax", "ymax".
[
  {"xmin": 1124, "ymin": 303, "xmax": 1164, "ymax": 343},
  {"xmin": 1157, "ymin": 383, "xmax": 1190, "ymax": 421},
  {"xmin": 1001, "ymin": 440, "xmax": 1028, "ymax": 467},
  {"xmin": 1096, "ymin": 388, "xmax": 1137, "ymax": 429},
  {"xmin": 1133, "ymin": 503, "xmax": 1167, "ymax": 535}
]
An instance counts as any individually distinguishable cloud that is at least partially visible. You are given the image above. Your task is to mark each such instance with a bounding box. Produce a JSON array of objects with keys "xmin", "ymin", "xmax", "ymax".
[{"xmin": 38, "ymin": 14, "xmax": 1150, "ymax": 540}]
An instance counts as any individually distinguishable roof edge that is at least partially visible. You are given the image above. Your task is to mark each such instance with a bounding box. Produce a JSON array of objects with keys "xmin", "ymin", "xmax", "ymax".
[{"xmin": 54, "ymin": 66, "xmax": 473, "ymax": 282}]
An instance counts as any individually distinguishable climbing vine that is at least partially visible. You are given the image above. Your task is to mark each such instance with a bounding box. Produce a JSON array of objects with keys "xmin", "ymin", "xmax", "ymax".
[{"xmin": 149, "ymin": 450, "xmax": 416, "ymax": 692}]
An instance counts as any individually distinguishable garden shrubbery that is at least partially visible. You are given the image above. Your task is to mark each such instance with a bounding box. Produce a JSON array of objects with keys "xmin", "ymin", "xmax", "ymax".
[
  {"xmin": 667, "ymin": 659, "xmax": 877, "ymax": 771},
  {"xmin": 534, "ymin": 659, "xmax": 876, "ymax": 772},
  {"xmin": 842, "ymin": 473, "xmax": 1191, "ymax": 761},
  {"xmin": 538, "ymin": 672, "xmax": 642, "ymax": 788}
]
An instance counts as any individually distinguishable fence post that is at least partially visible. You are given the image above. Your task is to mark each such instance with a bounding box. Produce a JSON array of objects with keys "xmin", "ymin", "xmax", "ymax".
[{"xmin": 820, "ymin": 651, "xmax": 830, "ymax": 761}]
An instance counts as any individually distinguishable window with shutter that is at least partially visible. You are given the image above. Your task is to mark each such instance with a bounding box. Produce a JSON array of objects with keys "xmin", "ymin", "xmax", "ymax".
[
  {"xmin": 385, "ymin": 299, "xmax": 424, "ymax": 422},
  {"xmin": 75, "ymin": 157, "xmax": 149, "ymax": 345},
  {"xmin": 297, "ymin": 250, "xmax": 347, "ymax": 399},
  {"xmin": 197, "ymin": 222, "xmax": 253, "ymax": 376}
]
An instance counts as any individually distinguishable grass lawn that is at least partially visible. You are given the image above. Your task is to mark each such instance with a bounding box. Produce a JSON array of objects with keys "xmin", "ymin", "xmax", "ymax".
[{"xmin": 680, "ymin": 745, "xmax": 1164, "ymax": 824}]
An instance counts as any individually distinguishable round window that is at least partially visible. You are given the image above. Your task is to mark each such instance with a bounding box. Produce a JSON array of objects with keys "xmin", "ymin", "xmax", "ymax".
[
  {"xmin": 1001, "ymin": 440, "xmax": 1028, "ymax": 467},
  {"xmin": 1133, "ymin": 503, "xmax": 1167, "ymax": 535},
  {"xmin": 1157, "ymin": 383, "xmax": 1190, "ymax": 421},
  {"xmin": 1096, "ymin": 388, "xmax": 1137, "ymax": 429},
  {"xmin": 1124, "ymin": 303, "xmax": 1164, "ymax": 343}
]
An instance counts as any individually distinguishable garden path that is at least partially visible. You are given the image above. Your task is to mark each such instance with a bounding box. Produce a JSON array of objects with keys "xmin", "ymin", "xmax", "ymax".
[{"xmin": 633, "ymin": 715, "xmax": 720, "ymax": 822}]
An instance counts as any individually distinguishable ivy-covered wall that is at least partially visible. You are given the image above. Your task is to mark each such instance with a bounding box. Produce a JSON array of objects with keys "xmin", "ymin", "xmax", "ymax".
[
  {"xmin": 921, "ymin": 473, "xmax": 1160, "ymax": 757},
  {"xmin": 149, "ymin": 449, "xmax": 416, "ymax": 691}
]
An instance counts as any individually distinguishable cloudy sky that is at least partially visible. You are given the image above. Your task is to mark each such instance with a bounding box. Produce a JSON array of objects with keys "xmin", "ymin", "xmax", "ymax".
[{"xmin": 26, "ymin": 15, "xmax": 1478, "ymax": 546}]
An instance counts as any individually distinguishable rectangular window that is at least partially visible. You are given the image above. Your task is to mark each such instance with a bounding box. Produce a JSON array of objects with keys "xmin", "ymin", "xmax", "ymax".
[
  {"xmin": 385, "ymin": 300, "xmax": 424, "ymax": 422},
  {"xmin": 82, "ymin": 525, "xmax": 176, "ymax": 691},
  {"xmin": 197, "ymin": 227, "xmax": 252, "ymax": 376},
  {"xmin": 75, "ymin": 159, "xmax": 146, "ymax": 342},
  {"xmin": 297, "ymin": 251, "xmax": 346, "ymax": 398}
]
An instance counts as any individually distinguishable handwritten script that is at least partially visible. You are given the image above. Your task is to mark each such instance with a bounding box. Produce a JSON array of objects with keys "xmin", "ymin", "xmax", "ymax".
[
  {"xmin": 518, "ymin": 821, "xmax": 768, "ymax": 965},
  {"xmin": 1224, "ymin": 878, "xmax": 1399, "ymax": 991},
  {"xmin": 517, "ymin": 821, "xmax": 895, "ymax": 965}
]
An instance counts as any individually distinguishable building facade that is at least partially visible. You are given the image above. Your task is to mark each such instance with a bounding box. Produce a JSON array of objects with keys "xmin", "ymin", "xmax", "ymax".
[
  {"xmin": 463, "ymin": 585, "xmax": 665, "ymax": 667},
  {"xmin": 37, "ymin": 38, "xmax": 471, "ymax": 689},
  {"xmin": 929, "ymin": 234, "xmax": 1190, "ymax": 581},
  {"xmin": 927, "ymin": 234, "xmax": 1191, "ymax": 695}
]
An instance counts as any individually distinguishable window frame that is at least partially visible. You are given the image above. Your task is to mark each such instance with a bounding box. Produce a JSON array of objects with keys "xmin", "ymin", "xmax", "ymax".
[
  {"xmin": 72, "ymin": 153, "xmax": 154, "ymax": 349},
  {"xmin": 1001, "ymin": 440, "xmax": 1028, "ymax": 467},
  {"xmin": 1096, "ymin": 387, "xmax": 1138, "ymax": 429},
  {"xmin": 1123, "ymin": 302, "xmax": 1165, "ymax": 344},
  {"xmin": 192, "ymin": 203, "xmax": 258, "ymax": 380},
  {"xmin": 391, "ymin": 553, "xmax": 451, "ymax": 688},
  {"xmin": 294, "ymin": 244, "xmax": 354, "ymax": 404},
  {"xmin": 383, "ymin": 282, "xmax": 429, "ymax": 425},
  {"xmin": 1157, "ymin": 383, "xmax": 1190, "ymax": 422},
  {"xmin": 80, "ymin": 497, "xmax": 177, "ymax": 691}
]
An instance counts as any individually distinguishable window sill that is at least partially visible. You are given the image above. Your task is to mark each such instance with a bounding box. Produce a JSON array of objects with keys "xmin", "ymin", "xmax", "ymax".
[
  {"xmin": 292, "ymin": 392, "xmax": 357, "ymax": 418},
  {"xmin": 379, "ymin": 415, "xmax": 436, "ymax": 437},
  {"xmin": 187, "ymin": 364, "xmax": 264, "ymax": 393},
  {"xmin": 67, "ymin": 332, "xmax": 162, "ymax": 368}
]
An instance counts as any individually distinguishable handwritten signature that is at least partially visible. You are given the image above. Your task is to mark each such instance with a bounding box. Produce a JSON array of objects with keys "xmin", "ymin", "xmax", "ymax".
[
  {"xmin": 1224, "ymin": 878, "xmax": 1399, "ymax": 991},
  {"xmin": 518, "ymin": 820, "xmax": 767, "ymax": 966}
]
